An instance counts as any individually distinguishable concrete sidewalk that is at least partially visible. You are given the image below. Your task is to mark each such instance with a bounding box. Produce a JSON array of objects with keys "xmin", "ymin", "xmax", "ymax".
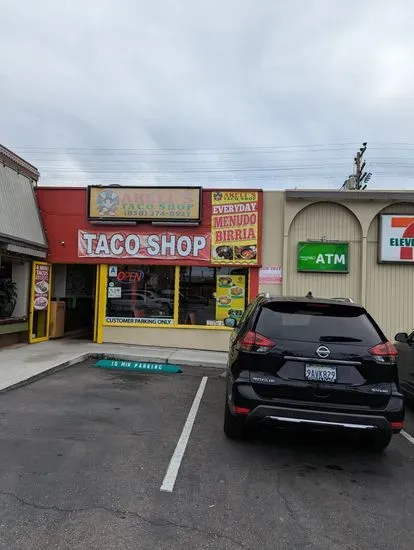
[{"xmin": 0, "ymin": 339, "xmax": 227, "ymax": 392}]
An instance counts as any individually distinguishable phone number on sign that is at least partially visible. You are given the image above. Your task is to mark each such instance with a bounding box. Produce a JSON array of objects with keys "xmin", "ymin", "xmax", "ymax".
[{"xmin": 122, "ymin": 210, "xmax": 193, "ymax": 217}]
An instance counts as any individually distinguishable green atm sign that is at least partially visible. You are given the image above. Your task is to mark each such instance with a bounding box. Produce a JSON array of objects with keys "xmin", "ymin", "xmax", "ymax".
[{"xmin": 297, "ymin": 242, "xmax": 349, "ymax": 273}]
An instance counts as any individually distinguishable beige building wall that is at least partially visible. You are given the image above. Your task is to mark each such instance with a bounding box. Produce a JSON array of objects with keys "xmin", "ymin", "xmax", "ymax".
[
  {"xmin": 285, "ymin": 202, "xmax": 362, "ymax": 300},
  {"xmin": 103, "ymin": 326, "xmax": 231, "ymax": 351},
  {"xmin": 259, "ymin": 191, "xmax": 285, "ymax": 296},
  {"xmin": 261, "ymin": 190, "xmax": 414, "ymax": 342}
]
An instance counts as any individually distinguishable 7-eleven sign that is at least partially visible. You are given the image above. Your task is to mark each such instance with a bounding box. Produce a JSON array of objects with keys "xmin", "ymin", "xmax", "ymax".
[{"xmin": 380, "ymin": 215, "xmax": 414, "ymax": 262}]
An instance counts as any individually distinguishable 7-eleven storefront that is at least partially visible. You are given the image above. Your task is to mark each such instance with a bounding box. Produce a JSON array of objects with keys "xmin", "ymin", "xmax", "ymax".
[{"xmin": 35, "ymin": 187, "xmax": 262, "ymax": 351}]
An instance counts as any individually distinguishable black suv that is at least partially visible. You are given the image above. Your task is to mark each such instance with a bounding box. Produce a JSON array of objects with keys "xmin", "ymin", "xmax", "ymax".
[{"xmin": 223, "ymin": 295, "xmax": 404, "ymax": 451}]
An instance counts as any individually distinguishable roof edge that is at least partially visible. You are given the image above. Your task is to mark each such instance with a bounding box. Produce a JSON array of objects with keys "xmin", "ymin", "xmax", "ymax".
[
  {"xmin": 0, "ymin": 144, "xmax": 40, "ymax": 181},
  {"xmin": 285, "ymin": 189, "xmax": 414, "ymax": 202},
  {"xmin": 0, "ymin": 232, "xmax": 48, "ymax": 251}
]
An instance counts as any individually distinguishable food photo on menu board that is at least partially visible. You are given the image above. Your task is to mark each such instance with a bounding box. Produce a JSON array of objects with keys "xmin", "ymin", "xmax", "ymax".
[
  {"xmin": 215, "ymin": 275, "xmax": 246, "ymax": 323},
  {"xmin": 212, "ymin": 245, "xmax": 257, "ymax": 262},
  {"xmin": 33, "ymin": 264, "xmax": 50, "ymax": 310}
]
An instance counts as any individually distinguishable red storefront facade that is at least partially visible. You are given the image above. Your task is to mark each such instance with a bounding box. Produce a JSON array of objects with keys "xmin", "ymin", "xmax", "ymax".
[{"xmin": 35, "ymin": 187, "xmax": 262, "ymax": 351}]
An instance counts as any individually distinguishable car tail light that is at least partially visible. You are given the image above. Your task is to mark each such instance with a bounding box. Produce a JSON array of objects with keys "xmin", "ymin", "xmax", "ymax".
[
  {"xmin": 237, "ymin": 330, "xmax": 275, "ymax": 353},
  {"xmin": 232, "ymin": 406, "xmax": 251, "ymax": 415},
  {"xmin": 368, "ymin": 341, "xmax": 398, "ymax": 364},
  {"xmin": 391, "ymin": 421, "xmax": 403, "ymax": 430}
]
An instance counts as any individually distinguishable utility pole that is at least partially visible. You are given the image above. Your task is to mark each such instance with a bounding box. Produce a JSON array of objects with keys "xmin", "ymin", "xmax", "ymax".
[
  {"xmin": 355, "ymin": 142, "xmax": 367, "ymax": 189},
  {"xmin": 341, "ymin": 142, "xmax": 372, "ymax": 190}
]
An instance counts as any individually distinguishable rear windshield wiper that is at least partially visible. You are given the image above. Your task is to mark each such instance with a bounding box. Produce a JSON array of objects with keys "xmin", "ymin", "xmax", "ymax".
[{"xmin": 319, "ymin": 336, "xmax": 362, "ymax": 342}]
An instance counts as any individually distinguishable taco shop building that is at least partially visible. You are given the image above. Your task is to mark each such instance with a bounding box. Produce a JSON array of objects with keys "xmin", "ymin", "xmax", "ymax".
[{"xmin": 35, "ymin": 186, "xmax": 262, "ymax": 351}]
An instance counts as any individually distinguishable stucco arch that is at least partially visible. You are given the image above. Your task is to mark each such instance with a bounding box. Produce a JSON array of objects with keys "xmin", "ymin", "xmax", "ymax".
[
  {"xmin": 285, "ymin": 200, "xmax": 363, "ymax": 237},
  {"xmin": 367, "ymin": 201, "xmax": 414, "ymax": 240},
  {"xmin": 285, "ymin": 201, "xmax": 362, "ymax": 300}
]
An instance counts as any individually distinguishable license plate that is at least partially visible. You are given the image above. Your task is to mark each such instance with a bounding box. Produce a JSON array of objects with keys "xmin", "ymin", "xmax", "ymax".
[{"xmin": 305, "ymin": 364, "xmax": 337, "ymax": 383}]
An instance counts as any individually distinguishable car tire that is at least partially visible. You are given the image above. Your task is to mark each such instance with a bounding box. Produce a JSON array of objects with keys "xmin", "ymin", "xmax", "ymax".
[
  {"xmin": 364, "ymin": 430, "xmax": 392, "ymax": 453},
  {"xmin": 223, "ymin": 399, "xmax": 246, "ymax": 440}
]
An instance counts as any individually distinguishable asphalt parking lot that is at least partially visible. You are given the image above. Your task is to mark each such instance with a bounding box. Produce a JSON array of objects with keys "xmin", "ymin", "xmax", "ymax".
[{"xmin": 0, "ymin": 361, "xmax": 414, "ymax": 550}]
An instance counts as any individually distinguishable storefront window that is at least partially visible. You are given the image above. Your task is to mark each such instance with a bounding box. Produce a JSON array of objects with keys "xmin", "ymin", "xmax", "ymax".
[
  {"xmin": 105, "ymin": 265, "xmax": 175, "ymax": 326},
  {"xmin": 178, "ymin": 267, "xmax": 249, "ymax": 326}
]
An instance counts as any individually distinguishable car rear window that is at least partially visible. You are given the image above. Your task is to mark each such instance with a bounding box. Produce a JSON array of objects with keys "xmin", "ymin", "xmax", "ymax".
[{"xmin": 254, "ymin": 302, "xmax": 382, "ymax": 345}]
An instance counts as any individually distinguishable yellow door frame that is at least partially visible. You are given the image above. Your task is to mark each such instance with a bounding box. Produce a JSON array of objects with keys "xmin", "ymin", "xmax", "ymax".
[
  {"xmin": 95, "ymin": 264, "xmax": 108, "ymax": 344},
  {"xmin": 93, "ymin": 265, "xmax": 100, "ymax": 343},
  {"xmin": 29, "ymin": 261, "xmax": 52, "ymax": 344}
]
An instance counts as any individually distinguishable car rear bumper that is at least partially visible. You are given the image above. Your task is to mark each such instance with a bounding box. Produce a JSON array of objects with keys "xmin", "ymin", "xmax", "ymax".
[
  {"xmin": 248, "ymin": 405, "xmax": 394, "ymax": 434},
  {"xmin": 228, "ymin": 377, "xmax": 405, "ymax": 434}
]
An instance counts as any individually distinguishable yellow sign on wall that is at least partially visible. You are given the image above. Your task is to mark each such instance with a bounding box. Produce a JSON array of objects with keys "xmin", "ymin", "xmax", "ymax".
[
  {"xmin": 88, "ymin": 186, "xmax": 202, "ymax": 222},
  {"xmin": 215, "ymin": 274, "xmax": 246, "ymax": 321},
  {"xmin": 211, "ymin": 191, "xmax": 259, "ymax": 265}
]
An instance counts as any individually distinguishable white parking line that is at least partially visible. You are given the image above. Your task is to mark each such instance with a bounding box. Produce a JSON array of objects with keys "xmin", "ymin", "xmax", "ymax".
[
  {"xmin": 401, "ymin": 430, "xmax": 414, "ymax": 444},
  {"xmin": 160, "ymin": 376, "xmax": 208, "ymax": 493}
]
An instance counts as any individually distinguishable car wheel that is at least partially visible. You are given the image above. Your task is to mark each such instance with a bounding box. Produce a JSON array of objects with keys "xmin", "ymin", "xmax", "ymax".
[
  {"xmin": 223, "ymin": 399, "xmax": 246, "ymax": 440},
  {"xmin": 364, "ymin": 430, "xmax": 392, "ymax": 453}
]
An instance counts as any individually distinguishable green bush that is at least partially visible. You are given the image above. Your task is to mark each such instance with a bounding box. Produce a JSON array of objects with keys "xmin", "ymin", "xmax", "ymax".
[{"xmin": 0, "ymin": 278, "xmax": 17, "ymax": 317}]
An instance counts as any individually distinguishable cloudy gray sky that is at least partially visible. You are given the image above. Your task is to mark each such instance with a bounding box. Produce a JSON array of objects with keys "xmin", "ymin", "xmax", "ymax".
[{"xmin": 1, "ymin": 0, "xmax": 414, "ymax": 189}]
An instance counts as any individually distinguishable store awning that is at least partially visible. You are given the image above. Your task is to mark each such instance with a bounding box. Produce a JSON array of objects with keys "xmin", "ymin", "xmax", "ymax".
[
  {"xmin": 0, "ymin": 162, "xmax": 47, "ymax": 258},
  {"xmin": 1, "ymin": 242, "xmax": 46, "ymax": 259}
]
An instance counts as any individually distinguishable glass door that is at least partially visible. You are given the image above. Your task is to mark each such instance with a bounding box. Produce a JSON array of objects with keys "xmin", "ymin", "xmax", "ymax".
[{"xmin": 29, "ymin": 261, "xmax": 52, "ymax": 343}]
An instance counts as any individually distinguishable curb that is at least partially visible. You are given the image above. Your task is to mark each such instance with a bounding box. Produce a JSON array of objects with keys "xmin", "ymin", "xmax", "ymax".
[
  {"xmin": 0, "ymin": 351, "xmax": 226, "ymax": 393},
  {"xmin": 0, "ymin": 353, "xmax": 89, "ymax": 393}
]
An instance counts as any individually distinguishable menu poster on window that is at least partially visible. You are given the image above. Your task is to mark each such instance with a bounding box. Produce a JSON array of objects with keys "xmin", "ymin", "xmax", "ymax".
[
  {"xmin": 215, "ymin": 274, "xmax": 246, "ymax": 321},
  {"xmin": 211, "ymin": 191, "xmax": 259, "ymax": 265},
  {"xmin": 33, "ymin": 264, "xmax": 51, "ymax": 311}
]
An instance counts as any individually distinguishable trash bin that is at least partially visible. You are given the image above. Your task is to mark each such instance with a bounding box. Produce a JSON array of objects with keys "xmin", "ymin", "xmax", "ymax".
[{"xmin": 49, "ymin": 300, "xmax": 66, "ymax": 339}]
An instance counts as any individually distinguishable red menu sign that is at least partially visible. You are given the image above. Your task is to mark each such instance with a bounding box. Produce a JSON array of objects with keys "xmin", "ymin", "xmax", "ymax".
[{"xmin": 33, "ymin": 264, "xmax": 51, "ymax": 310}]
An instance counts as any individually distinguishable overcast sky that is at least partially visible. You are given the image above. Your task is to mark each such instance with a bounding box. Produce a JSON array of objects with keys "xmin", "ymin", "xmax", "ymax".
[{"xmin": 1, "ymin": 1, "xmax": 414, "ymax": 189}]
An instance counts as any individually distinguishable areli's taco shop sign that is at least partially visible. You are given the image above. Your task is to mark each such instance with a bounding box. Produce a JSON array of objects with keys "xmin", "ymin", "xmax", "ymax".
[{"xmin": 87, "ymin": 186, "xmax": 202, "ymax": 223}]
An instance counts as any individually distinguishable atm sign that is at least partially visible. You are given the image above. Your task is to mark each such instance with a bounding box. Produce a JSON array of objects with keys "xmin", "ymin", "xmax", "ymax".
[{"xmin": 297, "ymin": 242, "xmax": 349, "ymax": 273}]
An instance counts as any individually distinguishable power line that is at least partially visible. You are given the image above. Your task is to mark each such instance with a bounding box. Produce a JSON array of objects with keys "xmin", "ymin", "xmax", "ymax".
[
  {"xmin": 9, "ymin": 142, "xmax": 359, "ymax": 152},
  {"xmin": 7, "ymin": 140, "xmax": 414, "ymax": 187}
]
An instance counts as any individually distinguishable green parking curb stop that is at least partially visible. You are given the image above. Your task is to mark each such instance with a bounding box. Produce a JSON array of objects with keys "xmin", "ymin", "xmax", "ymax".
[{"xmin": 94, "ymin": 359, "xmax": 182, "ymax": 373}]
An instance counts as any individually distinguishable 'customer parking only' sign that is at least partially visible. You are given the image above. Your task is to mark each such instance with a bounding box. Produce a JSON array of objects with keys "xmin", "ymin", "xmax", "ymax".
[{"xmin": 379, "ymin": 215, "xmax": 414, "ymax": 263}]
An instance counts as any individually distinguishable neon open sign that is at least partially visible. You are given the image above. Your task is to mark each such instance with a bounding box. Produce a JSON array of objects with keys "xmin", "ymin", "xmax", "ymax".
[{"xmin": 116, "ymin": 271, "xmax": 145, "ymax": 282}]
